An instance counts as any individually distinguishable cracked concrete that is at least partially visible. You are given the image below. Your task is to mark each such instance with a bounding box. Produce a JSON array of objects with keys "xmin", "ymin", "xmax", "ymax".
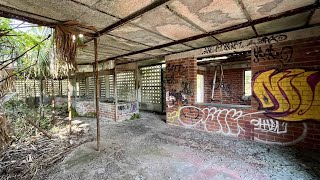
[{"xmin": 42, "ymin": 112, "xmax": 320, "ymax": 180}]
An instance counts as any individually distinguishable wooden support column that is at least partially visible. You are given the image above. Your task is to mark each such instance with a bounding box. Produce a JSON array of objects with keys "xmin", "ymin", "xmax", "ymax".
[
  {"xmin": 94, "ymin": 38, "xmax": 100, "ymax": 151},
  {"xmin": 114, "ymin": 68, "xmax": 117, "ymax": 122},
  {"xmin": 68, "ymin": 72, "xmax": 72, "ymax": 134}
]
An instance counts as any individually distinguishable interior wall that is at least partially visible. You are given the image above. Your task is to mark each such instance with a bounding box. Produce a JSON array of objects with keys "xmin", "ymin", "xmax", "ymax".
[{"xmin": 165, "ymin": 36, "xmax": 320, "ymax": 150}]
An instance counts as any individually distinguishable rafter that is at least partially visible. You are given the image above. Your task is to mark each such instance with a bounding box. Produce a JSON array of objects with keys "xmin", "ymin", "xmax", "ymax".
[
  {"xmin": 236, "ymin": 0, "xmax": 259, "ymax": 37},
  {"xmin": 101, "ymin": 3, "xmax": 319, "ymax": 62},
  {"xmin": 0, "ymin": 4, "xmax": 58, "ymax": 26},
  {"xmin": 95, "ymin": 0, "xmax": 171, "ymax": 37}
]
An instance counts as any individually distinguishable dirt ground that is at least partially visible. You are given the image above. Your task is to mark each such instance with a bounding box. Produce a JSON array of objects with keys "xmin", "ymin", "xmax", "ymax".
[{"xmin": 40, "ymin": 112, "xmax": 320, "ymax": 180}]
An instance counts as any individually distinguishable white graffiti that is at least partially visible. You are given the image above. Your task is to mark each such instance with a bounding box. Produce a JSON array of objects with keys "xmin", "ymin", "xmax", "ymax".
[
  {"xmin": 253, "ymin": 122, "xmax": 307, "ymax": 146},
  {"xmin": 178, "ymin": 106, "xmax": 263, "ymax": 137},
  {"xmin": 250, "ymin": 118, "xmax": 287, "ymax": 134},
  {"xmin": 175, "ymin": 105, "xmax": 308, "ymax": 145}
]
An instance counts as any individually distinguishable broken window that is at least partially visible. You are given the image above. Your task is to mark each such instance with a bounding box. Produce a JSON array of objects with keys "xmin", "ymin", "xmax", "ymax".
[
  {"xmin": 197, "ymin": 74, "xmax": 204, "ymax": 103},
  {"xmin": 244, "ymin": 70, "xmax": 252, "ymax": 96}
]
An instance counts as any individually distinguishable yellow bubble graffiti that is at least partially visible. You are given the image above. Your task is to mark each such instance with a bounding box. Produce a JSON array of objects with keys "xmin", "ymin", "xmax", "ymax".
[{"xmin": 252, "ymin": 69, "xmax": 320, "ymax": 121}]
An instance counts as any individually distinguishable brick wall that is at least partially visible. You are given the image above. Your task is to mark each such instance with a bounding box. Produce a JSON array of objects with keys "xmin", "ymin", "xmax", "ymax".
[
  {"xmin": 166, "ymin": 57, "xmax": 197, "ymax": 126},
  {"xmin": 166, "ymin": 36, "xmax": 320, "ymax": 150}
]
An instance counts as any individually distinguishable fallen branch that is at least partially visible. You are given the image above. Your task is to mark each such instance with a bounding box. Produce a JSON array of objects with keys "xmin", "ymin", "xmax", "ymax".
[{"xmin": 25, "ymin": 117, "xmax": 52, "ymax": 139}]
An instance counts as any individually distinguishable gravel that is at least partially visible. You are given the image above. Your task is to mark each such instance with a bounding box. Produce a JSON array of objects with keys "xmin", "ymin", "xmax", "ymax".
[{"xmin": 42, "ymin": 112, "xmax": 320, "ymax": 180}]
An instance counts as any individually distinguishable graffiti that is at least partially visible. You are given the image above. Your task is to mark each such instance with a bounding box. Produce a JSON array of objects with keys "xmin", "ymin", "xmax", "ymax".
[
  {"xmin": 202, "ymin": 41, "xmax": 244, "ymax": 54},
  {"xmin": 167, "ymin": 110, "xmax": 179, "ymax": 122},
  {"xmin": 118, "ymin": 102, "xmax": 138, "ymax": 115},
  {"xmin": 167, "ymin": 90, "xmax": 188, "ymax": 107},
  {"xmin": 166, "ymin": 80, "xmax": 193, "ymax": 108},
  {"xmin": 166, "ymin": 63, "xmax": 187, "ymax": 85},
  {"xmin": 252, "ymin": 69, "xmax": 320, "ymax": 121},
  {"xmin": 166, "ymin": 74, "xmax": 177, "ymax": 84},
  {"xmin": 251, "ymin": 119, "xmax": 308, "ymax": 146},
  {"xmin": 181, "ymin": 80, "xmax": 193, "ymax": 96},
  {"xmin": 167, "ymin": 63, "xmax": 186, "ymax": 73},
  {"xmin": 131, "ymin": 102, "xmax": 137, "ymax": 112},
  {"xmin": 202, "ymin": 34, "xmax": 287, "ymax": 55},
  {"xmin": 177, "ymin": 106, "xmax": 263, "ymax": 136},
  {"xmin": 254, "ymin": 34, "xmax": 287, "ymax": 45},
  {"xmin": 250, "ymin": 118, "xmax": 287, "ymax": 134},
  {"xmin": 253, "ymin": 44, "xmax": 293, "ymax": 65}
]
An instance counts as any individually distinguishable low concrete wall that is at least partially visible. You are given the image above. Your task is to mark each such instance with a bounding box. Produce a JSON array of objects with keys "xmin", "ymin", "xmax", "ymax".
[
  {"xmin": 50, "ymin": 97, "xmax": 139, "ymax": 122},
  {"xmin": 74, "ymin": 100, "xmax": 116, "ymax": 121},
  {"xmin": 117, "ymin": 102, "xmax": 139, "ymax": 122}
]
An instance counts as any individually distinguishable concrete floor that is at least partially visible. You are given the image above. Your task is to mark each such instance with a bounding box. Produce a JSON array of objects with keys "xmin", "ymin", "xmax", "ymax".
[{"xmin": 43, "ymin": 112, "xmax": 320, "ymax": 180}]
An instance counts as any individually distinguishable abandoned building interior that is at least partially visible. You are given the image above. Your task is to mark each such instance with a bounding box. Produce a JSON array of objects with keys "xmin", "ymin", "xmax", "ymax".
[{"xmin": 1, "ymin": 0, "xmax": 320, "ymax": 179}]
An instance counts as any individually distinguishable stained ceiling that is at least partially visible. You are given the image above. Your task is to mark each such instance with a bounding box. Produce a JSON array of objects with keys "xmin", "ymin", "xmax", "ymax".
[{"xmin": 0, "ymin": 0, "xmax": 319, "ymax": 66}]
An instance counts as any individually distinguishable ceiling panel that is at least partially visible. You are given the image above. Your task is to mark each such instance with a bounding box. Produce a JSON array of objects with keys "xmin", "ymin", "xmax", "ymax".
[
  {"xmin": 98, "ymin": 35, "xmax": 150, "ymax": 51},
  {"xmin": 73, "ymin": 0, "xmax": 100, "ymax": 6},
  {"xmin": 125, "ymin": 53, "xmax": 155, "ymax": 60},
  {"xmin": 168, "ymin": 0, "xmax": 248, "ymax": 32},
  {"xmin": 255, "ymin": 12, "xmax": 310, "ymax": 35},
  {"xmin": 310, "ymin": 8, "xmax": 320, "ymax": 25},
  {"xmin": 94, "ymin": 0, "xmax": 155, "ymax": 18},
  {"xmin": 242, "ymin": 0, "xmax": 315, "ymax": 20},
  {"xmin": 0, "ymin": 0, "xmax": 87, "ymax": 21},
  {"xmin": 145, "ymin": 49, "xmax": 171, "ymax": 56},
  {"xmin": 132, "ymin": 6, "xmax": 203, "ymax": 40},
  {"xmin": 109, "ymin": 23, "xmax": 172, "ymax": 46},
  {"xmin": 77, "ymin": 9, "xmax": 118, "ymax": 31},
  {"xmin": 83, "ymin": 42, "xmax": 131, "ymax": 55},
  {"xmin": 163, "ymin": 44, "xmax": 193, "ymax": 52},
  {"xmin": 214, "ymin": 27, "xmax": 256, "ymax": 42},
  {"xmin": 77, "ymin": 50, "xmax": 112, "ymax": 61},
  {"xmin": 184, "ymin": 36, "xmax": 219, "ymax": 48}
]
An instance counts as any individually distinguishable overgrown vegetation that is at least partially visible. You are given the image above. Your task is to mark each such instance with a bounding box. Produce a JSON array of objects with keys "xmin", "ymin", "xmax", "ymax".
[
  {"xmin": 130, "ymin": 113, "xmax": 141, "ymax": 120},
  {"xmin": 3, "ymin": 98, "xmax": 53, "ymax": 142},
  {"xmin": 84, "ymin": 112, "xmax": 96, "ymax": 118}
]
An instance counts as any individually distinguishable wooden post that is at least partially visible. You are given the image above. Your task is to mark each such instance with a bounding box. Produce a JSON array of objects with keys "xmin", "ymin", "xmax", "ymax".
[
  {"xmin": 51, "ymin": 78, "xmax": 55, "ymax": 124},
  {"xmin": 68, "ymin": 72, "xmax": 72, "ymax": 134},
  {"xmin": 94, "ymin": 38, "xmax": 100, "ymax": 151},
  {"xmin": 114, "ymin": 68, "xmax": 117, "ymax": 122}
]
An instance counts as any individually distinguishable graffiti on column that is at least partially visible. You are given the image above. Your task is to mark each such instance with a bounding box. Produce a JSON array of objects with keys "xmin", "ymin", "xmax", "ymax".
[
  {"xmin": 250, "ymin": 118, "xmax": 287, "ymax": 134},
  {"xmin": 250, "ymin": 118, "xmax": 307, "ymax": 146},
  {"xmin": 253, "ymin": 44, "xmax": 293, "ymax": 65},
  {"xmin": 176, "ymin": 106, "xmax": 264, "ymax": 136},
  {"xmin": 252, "ymin": 69, "xmax": 320, "ymax": 121},
  {"xmin": 166, "ymin": 63, "xmax": 187, "ymax": 85}
]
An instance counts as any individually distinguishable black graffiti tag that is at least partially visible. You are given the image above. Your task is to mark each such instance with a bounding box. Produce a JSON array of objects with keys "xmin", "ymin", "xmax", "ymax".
[{"xmin": 253, "ymin": 44, "xmax": 293, "ymax": 65}]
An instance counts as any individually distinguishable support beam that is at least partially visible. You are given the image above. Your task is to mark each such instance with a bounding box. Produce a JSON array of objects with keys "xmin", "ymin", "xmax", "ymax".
[
  {"xmin": 94, "ymin": 38, "xmax": 100, "ymax": 152},
  {"xmin": 100, "ymin": 3, "xmax": 319, "ymax": 62},
  {"xmin": 95, "ymin": 0, "xmax": 171, "ymax": 37},
  {"xmin": 236, "ymin": 0, "xmax": 259, "ymax": 37},
  {"xmin": 114, "ymin": 68, "xmax": 118, "ymax": 122},
  {"xmin": 0, "ymin": 4, "xmax": 57, "ymax": 26}
]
